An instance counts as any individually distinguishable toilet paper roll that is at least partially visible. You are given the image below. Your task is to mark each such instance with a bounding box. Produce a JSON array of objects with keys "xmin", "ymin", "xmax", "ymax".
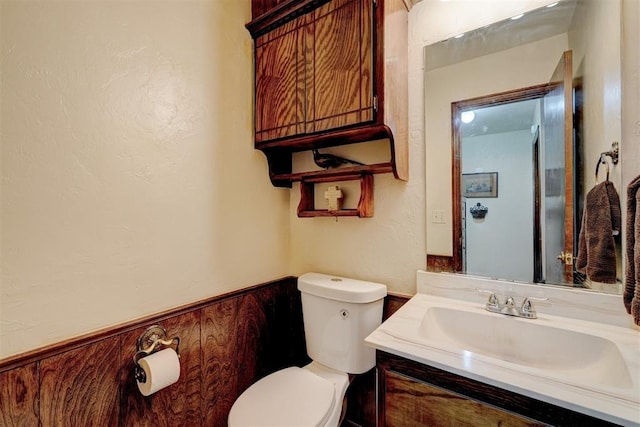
[{"xmin": 136, "ymin": 348, "xmax": 181, "ymax": 396}]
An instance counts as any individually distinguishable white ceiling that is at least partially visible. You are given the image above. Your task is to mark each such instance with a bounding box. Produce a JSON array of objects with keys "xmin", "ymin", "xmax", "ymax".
[
  {"xmin": 460, "ymin": 98, "xmax": 539, "ymax": 138},
  {"xmin": 424, "ymin": 0, "xmax": 577, "ymax": 71}
]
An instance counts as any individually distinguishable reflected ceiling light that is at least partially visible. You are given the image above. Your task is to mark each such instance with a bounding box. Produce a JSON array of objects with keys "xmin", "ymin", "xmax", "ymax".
[
  {"xmin": 461, "ymin": 111, "xmax": 475, "ymax": 123},
  {"xmin": 511, "ymin": 13, "xmax": 525, "ymax": 20},
  {"xmin": 454, "ymin": 33, "xmax": 465, "ymax": 39},
  {"xmin": 546, "ymin": 2, "xmax": 560, "ymax": 7}
]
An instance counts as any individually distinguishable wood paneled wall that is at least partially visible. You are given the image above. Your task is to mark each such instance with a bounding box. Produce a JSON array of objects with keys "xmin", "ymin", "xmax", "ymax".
[
  {"xmin": 0, "ymin": 278, "xmax": 409, "ymax": 427},
  {"xmin": 0, "ymin": 277, "xmax": 309, "ymax": 427}
]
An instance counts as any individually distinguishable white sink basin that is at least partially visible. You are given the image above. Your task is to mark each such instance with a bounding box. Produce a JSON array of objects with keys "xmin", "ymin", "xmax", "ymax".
[
  {"xmin": 365, "ymin": 276, "xmax": 640, "ymax": 426},
  {"xmin": 419, "ymin": 306, "xmax": 633, "ymax": 388}
]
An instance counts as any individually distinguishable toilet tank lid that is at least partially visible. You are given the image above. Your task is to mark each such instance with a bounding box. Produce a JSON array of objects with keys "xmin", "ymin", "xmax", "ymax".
[{"xmin": 298, "ymin": 272, "xmax": 387, "ymax": 303}]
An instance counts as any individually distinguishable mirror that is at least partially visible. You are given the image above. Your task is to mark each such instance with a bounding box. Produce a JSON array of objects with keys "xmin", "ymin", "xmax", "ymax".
[{"xmin": 424, "ymin": 0, "xmax": 623, "ymax": 294}]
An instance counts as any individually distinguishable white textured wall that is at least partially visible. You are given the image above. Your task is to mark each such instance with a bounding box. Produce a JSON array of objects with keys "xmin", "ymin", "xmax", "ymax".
[
  {"xmin": 0, "ymin": 0, "xmax": 290, "ymax": 358},
  {"xmin": 621, "ymin": 0, "xmax": 640, "ymax": 285},
  {"xmin": 622, "ymin": 0, "xmax": 640, "ymax": 196},
  {"xmin": 0, "ymin": 2, "xmax": 3, "ymax": 357},
  {"xmin": 570, "ymin": 0, "xmax": 622, "ymax": 192}
]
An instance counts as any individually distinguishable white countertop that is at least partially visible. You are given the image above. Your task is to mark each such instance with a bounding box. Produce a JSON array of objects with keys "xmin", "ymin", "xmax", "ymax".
[{"xmin": 365, "ymin": 271, "xmax": 640, "ymax": 426}]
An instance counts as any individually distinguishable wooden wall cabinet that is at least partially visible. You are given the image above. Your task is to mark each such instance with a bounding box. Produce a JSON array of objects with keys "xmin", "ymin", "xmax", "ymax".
[
  {"xmin": 377, "ymin": 351, "xmax": 617, "ymax": 427},
  {"xmin": 247, "ymin": 0, "xmax": 409, "ymax": 192},
  {"xmin": 251, "ymin": 0, "xmax": 292, "ymax": 20}
]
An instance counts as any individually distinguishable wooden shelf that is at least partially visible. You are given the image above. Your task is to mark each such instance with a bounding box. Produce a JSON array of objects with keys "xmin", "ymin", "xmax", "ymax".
[
  {"xmin": 261, "ymin": 125, "xmax": 399, "ymax": 188},
  {"xmin": 297, "ymin": 174, "xmax": 374, "ymax": 218},
  {"xmin": 298, "ymin": 209, "xmax": 362, "ymax": 218},
  {"xmin": 275, "ymin": 163, "xmax": 393, "ymax": 184}
]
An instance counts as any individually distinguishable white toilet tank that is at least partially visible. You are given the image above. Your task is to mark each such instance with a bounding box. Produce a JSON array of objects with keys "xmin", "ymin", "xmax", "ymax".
[{"xmin": 298, "ymin": 272, "xmax": 387, "ymax": 374}]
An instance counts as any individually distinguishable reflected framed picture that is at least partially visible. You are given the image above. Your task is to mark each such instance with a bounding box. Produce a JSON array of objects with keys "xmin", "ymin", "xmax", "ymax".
[{"xmin": 462, "ymin": 172, "xmax": 498, "ymax": 198}]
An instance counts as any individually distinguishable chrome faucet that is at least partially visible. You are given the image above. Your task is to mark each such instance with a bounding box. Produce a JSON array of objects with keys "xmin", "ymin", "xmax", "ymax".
[{"xmin": 478, "ymin": 290, "xmax": 547, "ymax": 319}]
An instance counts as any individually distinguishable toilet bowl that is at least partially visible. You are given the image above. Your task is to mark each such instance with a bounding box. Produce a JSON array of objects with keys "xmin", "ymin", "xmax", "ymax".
[
  {"xmin": 228, "ymin": 362, "xmax": 349, "ymax": 427},
  {"xmin": 228, "ymin": 273, "xmax": 386, "ymax": 427}
]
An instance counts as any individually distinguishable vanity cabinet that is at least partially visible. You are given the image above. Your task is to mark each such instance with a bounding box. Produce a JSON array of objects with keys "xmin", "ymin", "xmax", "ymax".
[
  {"xmin": 383, "ymin": 370, "xmax": 542, "ymax": 427},
  {"xmin": 377, "ymin": 351, "xmax": 618, "ymax": 427},
  {"xmin": 246, "ymin": 0, "xmax": 408, "ymax": 190}
]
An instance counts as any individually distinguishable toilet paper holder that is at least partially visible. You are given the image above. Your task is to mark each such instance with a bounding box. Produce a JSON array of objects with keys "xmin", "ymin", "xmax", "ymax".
[{"xmin": 133, "ymin": 325, "xmax": 181, "ymax": 384}]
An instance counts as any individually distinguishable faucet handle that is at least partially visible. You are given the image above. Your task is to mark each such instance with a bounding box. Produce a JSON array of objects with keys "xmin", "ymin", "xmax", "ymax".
[
  {"xmin": 520, "ymin": 296, "xmax": 549, "ymax": 319},
  {"xmin": 500, "ymin": 296, "xmax": 520, "ymax": 316},
  {"xmin": 476, "ymin": 289, "xmax": 500, "ymax": 311}
]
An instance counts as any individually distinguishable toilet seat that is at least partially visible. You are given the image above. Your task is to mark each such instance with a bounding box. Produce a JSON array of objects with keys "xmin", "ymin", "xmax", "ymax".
[{"xmin": 228, "ymin": 367, "xmax": 336, "ymax": 427}]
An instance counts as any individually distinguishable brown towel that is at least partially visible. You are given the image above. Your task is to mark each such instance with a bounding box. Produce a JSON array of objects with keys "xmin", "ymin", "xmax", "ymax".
[
  {"xmin": 576, "ymin": 181, "xmax": 621, "ymax": 284},
  {"xmin": 624, "ymin": 175, "xmax": 640, "ymax": 325}
]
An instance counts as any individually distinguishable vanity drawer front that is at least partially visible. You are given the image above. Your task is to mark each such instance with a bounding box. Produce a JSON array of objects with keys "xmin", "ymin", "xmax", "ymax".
[
  {"xmin": 377, "ymin": 352, "xmax": 620, "ymax": 427},
  {"xmin": 383, "ymin": 370, "xmax": 546, "ymax": 427}
]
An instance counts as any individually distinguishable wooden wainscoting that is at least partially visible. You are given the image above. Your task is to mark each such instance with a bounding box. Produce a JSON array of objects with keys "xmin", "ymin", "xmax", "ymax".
[
  {"xmin": 0, "ymin": 277, "xmax": 309, "ymax": 427},
  {"xmin": 0, "ymin": 280, "xmax": 410, "ymax": 427}
]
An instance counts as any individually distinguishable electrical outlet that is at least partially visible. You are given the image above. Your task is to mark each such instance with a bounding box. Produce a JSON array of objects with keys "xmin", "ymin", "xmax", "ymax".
[{"xmin": 432, "ymin": 210, "xmax": 445, "ymax": 224}]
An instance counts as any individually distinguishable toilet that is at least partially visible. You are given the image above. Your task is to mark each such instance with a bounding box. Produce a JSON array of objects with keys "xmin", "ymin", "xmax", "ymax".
[{"xmin": 228, "ymin": 272, "xmax": 387, "ymax": 427}]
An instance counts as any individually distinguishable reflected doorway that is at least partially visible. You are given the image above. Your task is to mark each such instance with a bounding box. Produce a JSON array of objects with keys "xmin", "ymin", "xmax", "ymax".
[{"xmin": 452, "ymin": 77, "xmax": 577, "ymax": 285}]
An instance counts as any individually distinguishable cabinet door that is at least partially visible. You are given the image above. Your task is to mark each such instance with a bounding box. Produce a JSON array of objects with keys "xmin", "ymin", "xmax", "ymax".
[
  {"xmin": 384, "ymin": 371, "xmax": 546, "ymax": 427},
  {"xmin": 305, "ymin": 0, "xmax": 374, "ymax": 134},
  {"xmin": 255, "ymin": 17, "xmax": 306, "ymax": 143}
]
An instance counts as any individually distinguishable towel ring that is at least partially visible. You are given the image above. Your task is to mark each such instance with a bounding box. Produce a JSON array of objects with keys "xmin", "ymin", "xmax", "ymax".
[
  {"xmin": 595, "ymin": 141, "xmax": 619, "ymax": 183},
  {"xmin": 595, "ymin": 154, "xmax": 610, "ymax": 183}
]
